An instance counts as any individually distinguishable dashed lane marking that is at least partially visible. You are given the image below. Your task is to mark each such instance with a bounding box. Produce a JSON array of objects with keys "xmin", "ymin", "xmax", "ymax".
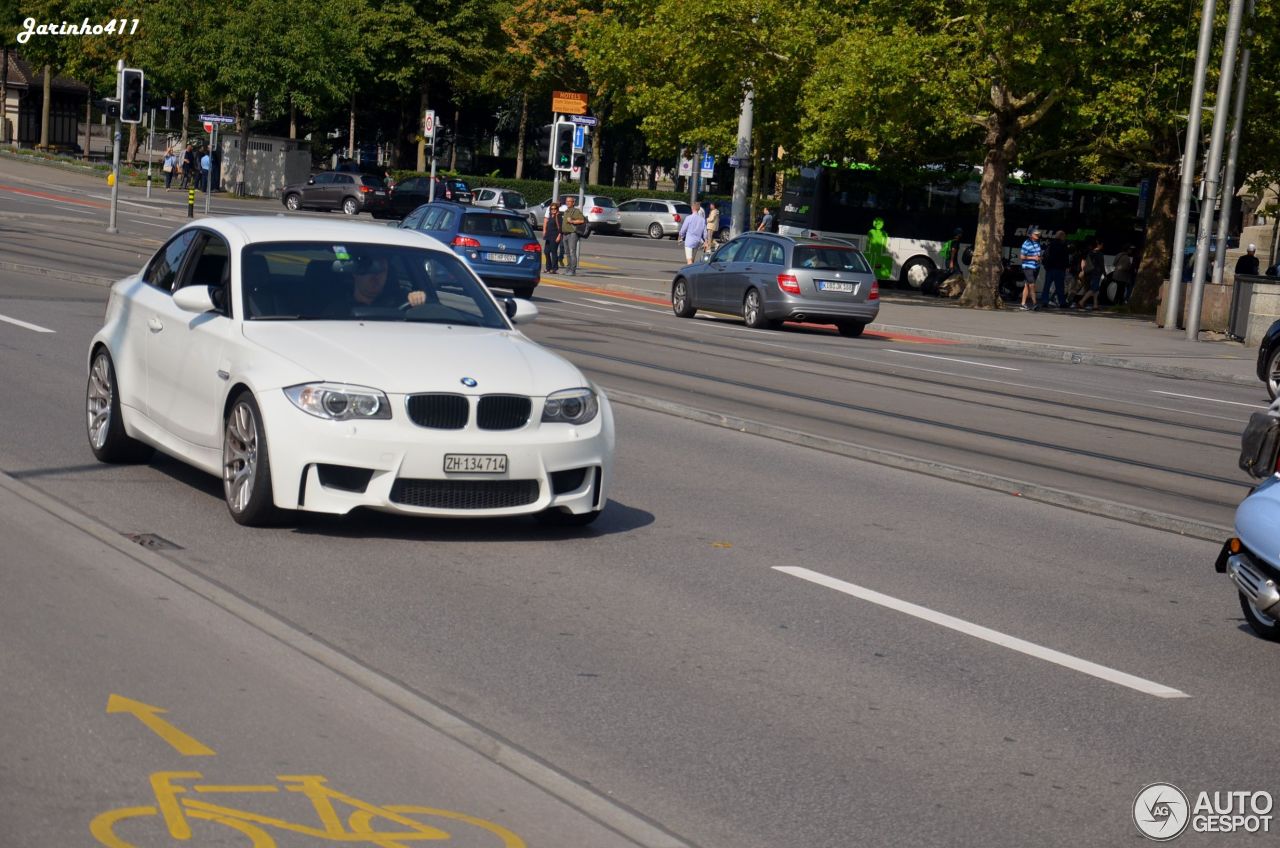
[
  {"xmin": 0, "ymin": 312, "xmax": 55, "ymax": 333},
  {"xmin": 885, "ymin": 349, "xmax": 1021, "ymax": 371}
]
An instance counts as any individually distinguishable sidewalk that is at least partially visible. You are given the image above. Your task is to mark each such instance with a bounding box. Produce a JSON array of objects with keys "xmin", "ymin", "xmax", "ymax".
[{"xmin": 552, "ymin": 267, "xmax": 1264, "ymax": 390}]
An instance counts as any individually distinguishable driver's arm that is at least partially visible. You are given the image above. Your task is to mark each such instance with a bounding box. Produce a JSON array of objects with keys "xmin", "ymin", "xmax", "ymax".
[{"xmin": 407, "ymin": 290, "xmax": 427, "ymax": 307}]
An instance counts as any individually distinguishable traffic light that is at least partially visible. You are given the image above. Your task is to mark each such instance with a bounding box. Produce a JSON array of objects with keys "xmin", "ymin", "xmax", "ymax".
[
  {"xmin": 120, "ymin": 68, "xmax": 144, "ymax": 124},
  {"xmin": 535, "ymin": 124, "xmax": 553, "ymax": 166},
  {"xmin": 97, "ymin": 98, "xmax": 120, "ymax": 119},
  {"xmin": 552, "ymin": 121, "xmax": 575, "ymax": 171},
  {"xmin": 573, "ymin": 152, "xmax": 587, "ymax": 170}
]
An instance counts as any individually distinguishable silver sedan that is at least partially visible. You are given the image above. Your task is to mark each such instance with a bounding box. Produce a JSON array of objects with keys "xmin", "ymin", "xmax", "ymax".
[{"xmin": 671, "ymin": 234, "xmax": 880, "ymax": 337}]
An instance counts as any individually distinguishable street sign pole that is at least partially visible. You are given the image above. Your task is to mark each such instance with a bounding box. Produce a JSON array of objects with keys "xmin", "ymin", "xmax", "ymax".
[
  {"xmin": 550, "ymin": 112, "xmax": 561, "ymax": 204},
  {"xmin": 145, "ymin": 108, "xmax": 155, "ymax": 199},
  {"xmin": 204, "ymin": 123, "xmax": 216, "ymax": 215},
  {"xmin": 107, "ymin": 61, "xmax": 123, "ymax": 234}
]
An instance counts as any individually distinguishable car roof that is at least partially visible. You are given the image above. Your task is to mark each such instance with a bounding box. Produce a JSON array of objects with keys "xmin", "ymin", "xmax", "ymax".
[{"xmin": 185, "ymin": 216, "xmax": 453, "ymax": 250}]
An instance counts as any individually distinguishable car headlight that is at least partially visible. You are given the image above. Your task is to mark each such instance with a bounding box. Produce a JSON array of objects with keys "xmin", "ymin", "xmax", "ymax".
[
  {"xmin": 541, "ymin": 388, "xmax": 599, "ymax": 425},
  {"xmin": 284, "ymin": 383, "xmax": 391, "ymax": 421}
]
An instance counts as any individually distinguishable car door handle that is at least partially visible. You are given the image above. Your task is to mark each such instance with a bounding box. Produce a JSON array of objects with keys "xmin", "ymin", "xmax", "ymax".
[{"xmin": 147, "ymin": 317, "xmax": 163, "ymax": 332}]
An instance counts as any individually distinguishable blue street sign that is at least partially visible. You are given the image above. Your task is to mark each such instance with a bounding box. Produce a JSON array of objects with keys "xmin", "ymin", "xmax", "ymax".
[
  {"xmin": 568, "ymin": 115, "xmax": 597, "ymax": 126},
  {"xmin": 728, "ymin": 155, "xmax": 744, "ymax": 168},
  {"xmin": 198, "ymin": 114, "xmax": 235, "ymax": 124},
  {"xmin": 573, "ymin": 125, "xmax": 586, "ymax": 152},
  {"xmin": 701, "ymin": 151, "xmax": 714, "ymax": 171}
]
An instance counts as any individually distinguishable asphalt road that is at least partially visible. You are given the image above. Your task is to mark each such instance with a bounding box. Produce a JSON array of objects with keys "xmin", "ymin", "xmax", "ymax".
[{"xmin": 0, "ymin": 160, "xmax": 1273, "ymax": 847}]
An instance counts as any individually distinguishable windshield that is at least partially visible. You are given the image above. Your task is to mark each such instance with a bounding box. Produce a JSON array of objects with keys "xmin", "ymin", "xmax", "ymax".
[
  {"xmin": 460, "ymin": 214, "xmax": 535, "ymax": 239},
  {"xmin": 793, "ymin": 245, "xmax": 872, "ymax": 273},
  {"xmin": 674, "ymin": 203, "xmax": 693, "ymax": 215},
  {"xmin": 590, "ymin": 196, "xmax": 616, "ymax": 208},
  {"xmin": 240, "ymin": 242, "xmax": 508, "ymax": 327}
]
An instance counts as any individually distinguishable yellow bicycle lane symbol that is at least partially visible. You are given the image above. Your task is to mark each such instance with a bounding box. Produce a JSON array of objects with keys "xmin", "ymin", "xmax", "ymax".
[{"xmin": 91, "ymin": 771, "xmax": 527, "ymax": 847}]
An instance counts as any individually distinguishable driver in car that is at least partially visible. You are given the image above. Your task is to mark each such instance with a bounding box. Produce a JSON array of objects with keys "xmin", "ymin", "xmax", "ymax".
[{"xmin": 331, "ymin": 255, "xmax": 427, "ymax": 314}]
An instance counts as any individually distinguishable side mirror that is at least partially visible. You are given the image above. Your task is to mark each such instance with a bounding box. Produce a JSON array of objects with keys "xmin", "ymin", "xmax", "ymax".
[
  {"xmin": 306, "ymin": 177, "xmax": 315, "ymax": 185},
  {"xmin": 173, "ymin": 285, "xmax": 217, "ymax": 314},
  {"xmin": 504, "ymin": 297, "xmax": 539, "ymax": 325}
]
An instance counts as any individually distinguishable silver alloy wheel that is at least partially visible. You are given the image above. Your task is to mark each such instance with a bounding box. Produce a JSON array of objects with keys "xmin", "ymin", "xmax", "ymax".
[
  {"xmin": 285, "ymin": 193, "xmax": 301, "ymax": 211},
  {"xmin": 223, "ymin": 401, "xmax": 259, "ymax": 514},
  {"xmin": 87, "ymin": 354, "xmax": 113, "ymax": 449},
  {"xmin": 342, "ymin": 197, "xmax": 358, "ymax": 215},
  {"xmin": 673, "ymin": 280, "xmax": 688, "ymax": 313},
  {"xmin": 745, "ymin": 290, "xmax": 761, "ymax": 326},
  {"xmin": 648, "ymin": 222, "xmax": 664, "ymax": 239},
  {"xmin": 1268, "ymin": 348, "xmax": 1280, "ymax": 400}
]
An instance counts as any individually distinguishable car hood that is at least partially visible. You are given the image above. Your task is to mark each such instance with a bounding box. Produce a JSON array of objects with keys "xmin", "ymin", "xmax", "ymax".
[{"xmin": 240, "ymin": 322, "xmax": 587, "ymax": 396}]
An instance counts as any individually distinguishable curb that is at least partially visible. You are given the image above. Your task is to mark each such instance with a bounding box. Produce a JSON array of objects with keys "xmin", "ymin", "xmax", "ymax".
[
  {"xmin": 0, "ymin": 260, "xmax": 118, "ymax": 287},
  {"xmin": 605, "ymin": 388, "xmax": 1232, "ymax": 543},
  {"xmin": 0, "ymin": 467, "xmax": 694, "ymax": 848}
]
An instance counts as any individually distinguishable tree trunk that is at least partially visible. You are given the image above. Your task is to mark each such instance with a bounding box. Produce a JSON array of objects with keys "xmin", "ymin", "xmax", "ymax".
[
  {"xmin": 180, "ymin": 91, "xmax": 190, "ymax": 148},
  {"xmin": 289, "ymin": 101, "xmax": 297, "ymax": 140},
  {"xmin": 648, "ymin": 161, "xmax": 657, "ymax": 190},
  {"xmin": 38, "ymin": 65, "xmax": 51, "ymax": 149},
  {"xmin": 515, "ymin": 90, "xmax": 527, "ymax": 179},
  {"xmin": 127, "ymin": 122, "xmax": 138, "ymax": 163},
  {"xmin": 961, "ymin": 129, "xmax": 1014, "ymax": 309},
  {"xmin": 237, "ymin": 104, "xmax": 251, "ymax": 196},
  {"xmin": 589, "ymin": 132, "xmax": 601, "ymax": 187},
  {"xmin": 347, "ymin": 95, "xmax": 355, "ymax": 160},
  {"xmin": 1, "ymin": 46, "xmax": 10, "ymax": 144},
  {"xmin": 1130, "ymin": 166, "xmax": 1178, "ymax": 314},
  {"xmin": 416, "ymin": 88, "xmax": 428, "ymax": 172},
  {"xmin": 449, "ymin": 109, "xmax": 459, "ymax": 171}
]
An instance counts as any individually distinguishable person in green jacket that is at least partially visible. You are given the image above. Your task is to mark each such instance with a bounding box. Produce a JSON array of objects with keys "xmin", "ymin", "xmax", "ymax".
[{"xmin": 865, "ymin": 217, "xmax": 892, "ymax": 281}]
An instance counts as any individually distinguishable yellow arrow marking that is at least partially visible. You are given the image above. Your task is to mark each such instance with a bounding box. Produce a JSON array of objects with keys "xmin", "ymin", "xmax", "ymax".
[{"xmin": 106, "ymin": 695, "xmax": 216, "ymax": 756}]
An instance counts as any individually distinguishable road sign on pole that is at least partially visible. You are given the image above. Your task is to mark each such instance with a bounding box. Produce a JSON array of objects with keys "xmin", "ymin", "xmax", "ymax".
[
  {"xmin": 423, "ymin": 109, "xmax": 436, "ymax": 139},
  {"xmin": 573, "ymin": 125, "xmax": 585, "ymax": 153},
  {"xmin": 551, "ymin": 91, "xmax": 589, "ymax": 115},
  {"xmin": 700, "ymin": 152, "xmax": 715, "ymax": 178},
  {"xmin": 568, "ymin": 115, "xmax": 597, "ymax": 126}
]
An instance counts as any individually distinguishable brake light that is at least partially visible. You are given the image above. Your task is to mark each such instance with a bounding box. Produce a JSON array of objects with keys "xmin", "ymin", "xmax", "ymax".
[
  {"xmin": 590, "ymin": 206, "xmax": 603, "ymax": 214},
  {"xmin": 869, "ymin": 281, "xmax": 880, "ymax": 301},
  {"xmin": 673, "ymin": 213, "xmax": 682, "ymax": 223},
  {"xmin": 452, "ymin": 236, "xmax": 481, "ymax": 248},
  {"xmin": 777, "ymin": 274, "xmax": 801, "ymax": 294},
  {"xmin": 359, "ymin": 185, "xmax": 373, "ymax": 193},
  {"xmin": 523, "ymin": 243, "xmax": 542, "ymax": 253}
]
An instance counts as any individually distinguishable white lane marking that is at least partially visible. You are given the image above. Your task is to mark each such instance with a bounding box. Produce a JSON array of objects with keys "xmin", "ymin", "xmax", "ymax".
[
  {"xmin": 52, "ymin": 205, "xmax": 95, "ymax": 216},
  {"xmin": 586, "ymin": 298, "xmax": 665, "ymax": 313},
  {"xmin": 1151, "ymin": 390, "xmax": 1264, "ymax": 409},
  {"xmin": 886, "ymin": 349, "xmax": 1021, "ymax": 371},
  {"xmin": 545, "ymin": 300, "xmax": 620, "ymax": 312},
  {"xmin": 131, "ymin": 220, "xmax": 179, "ymax": 230},
  {"xmin": 0, "ymin": 312, "xmax": 56, "ymax": 333},
  {"xmin": 774, "ymin": 566, "xmax": 1190, "ymax": 699}
]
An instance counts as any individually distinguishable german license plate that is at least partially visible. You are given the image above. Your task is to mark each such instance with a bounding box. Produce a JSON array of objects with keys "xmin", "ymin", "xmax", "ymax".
[
  {"xmin": 817, "ymin": 280, "xmax": 855, "ymax": 293},
  {"xmin": 444, "ymin": 454, "xmax": 508, "ymax": 473},
  {"xmin": 485, "ymin": 252, "xmax": 519, "ymax": 263}
]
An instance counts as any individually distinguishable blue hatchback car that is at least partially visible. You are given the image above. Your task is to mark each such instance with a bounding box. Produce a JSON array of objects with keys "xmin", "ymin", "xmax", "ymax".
[{"xmin": 399, "ymin": 201, "xmax": 542, "ymax": 298}]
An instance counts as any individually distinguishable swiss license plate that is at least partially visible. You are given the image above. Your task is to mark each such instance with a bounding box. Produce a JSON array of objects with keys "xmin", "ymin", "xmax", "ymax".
[
  {"xmin": 485, "ymin": 252, "xmax": 519, "ymax": 263},
  {"xmin": 818, "ymin": 280, "xmax": 855, "ymax": 293},
  {"xmin": 444, "ymin": 454, "xmax": 508, "ymax": 473}
]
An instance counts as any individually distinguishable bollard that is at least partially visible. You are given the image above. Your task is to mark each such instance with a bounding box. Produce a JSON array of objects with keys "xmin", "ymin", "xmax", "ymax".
[{"xmin": 187, "ymin": 188, "xmax": 195, "ymax": 218}]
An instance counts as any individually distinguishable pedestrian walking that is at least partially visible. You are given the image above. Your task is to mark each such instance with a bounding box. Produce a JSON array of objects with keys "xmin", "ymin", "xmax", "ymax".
[
  {"xmin": 179, "ymin": 144, "xmax": 195, "ymax": 189},
  {"xmin": 865, "ymin": 216, "xmax": 892, "ymax": 281},
  {"xmin": 757, "ymin": 206, "xmax": 773, "ymax": 232},
  {"xmin": 1111, "ymin": 244, "xmax": 1136, "ymax": 304},
  {"xmin": 704, "ymin": 202, "xmax": 721, "ymax": 252},
  {"xmin": 1038, "ymin": 229, "xmax": 1070, "ymax": 308},
  {"xmin": 1077, "ymin": 238, "xmax": 1104, "ymax": 311},
  {"xmin": 543, "ymin": 200, "xmax": 562, "ymax": 274},
  {"xmin": 162, "ymin": 149, "xmax": 176, "ymax": 190},
  {"xmin": 679, "ymin": 200, "xmax": 708, "ymax": 265},
  {"xmin": 1018, "ymin": 225, "xmax": 1042, "ymax": 310},
  {"xmin": 561, "ymin": 196, "xmax": 587, "ymax": 276}
]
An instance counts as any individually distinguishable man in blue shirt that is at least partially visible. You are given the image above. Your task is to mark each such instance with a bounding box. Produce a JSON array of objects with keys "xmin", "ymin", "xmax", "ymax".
[
  {"xmin": 678, "ymin": 201, "xmax": 708, "ymax": 265},
  {"xmin": 199, "ymin": 150, "xmax": 212, "ymax": 192},
  {"xmin": 1019, "ymin": 225, "xmax": 1042, "ymax": 310}
]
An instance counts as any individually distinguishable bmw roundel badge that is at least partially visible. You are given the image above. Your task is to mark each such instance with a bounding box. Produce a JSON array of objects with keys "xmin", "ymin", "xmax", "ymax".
[{"xmin": 460, "ymin": 377, "xmax": 478, "ymax": 387}]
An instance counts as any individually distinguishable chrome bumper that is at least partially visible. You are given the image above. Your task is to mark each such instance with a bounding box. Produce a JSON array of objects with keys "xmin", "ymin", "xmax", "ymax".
[{"xmin": 1228, "ymin": 552, "xmax": 1280, "ymax": 615}]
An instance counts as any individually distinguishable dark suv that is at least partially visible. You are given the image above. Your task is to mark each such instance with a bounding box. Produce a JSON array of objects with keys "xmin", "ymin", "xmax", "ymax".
[{"xmin": 281, "ymin": 173, "xmax": 389, "ymax": 216}]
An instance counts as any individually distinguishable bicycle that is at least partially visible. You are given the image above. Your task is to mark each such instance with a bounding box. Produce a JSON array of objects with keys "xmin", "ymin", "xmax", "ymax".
[{"xmin": 91, "ymin": 771, "xmax": 527, "ymax": 847}]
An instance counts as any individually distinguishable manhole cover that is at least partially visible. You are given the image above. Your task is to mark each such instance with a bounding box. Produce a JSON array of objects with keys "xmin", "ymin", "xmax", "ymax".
[{"xmin": 123, "ymin": 533, "xmax": 183, "ymax": 551}]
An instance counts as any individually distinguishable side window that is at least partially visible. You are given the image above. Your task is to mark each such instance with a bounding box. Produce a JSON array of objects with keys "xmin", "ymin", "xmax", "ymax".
[
  {"xmin": 403, "ymin": 206, "xmax": 428, "ymax": 230},
  {"xmin": 740, "ymin": 239, "xmax": 770, "ymax": 264},
  {"xmin": 618, "ymin": 201, "xmax": 635, "ymax": 213},
  {"xmin": 336, "ymin": 175, "xmax": 354, "ymax": 186},
  {"xmin": 766, "ymin": 243, "xmax": 786, "ymax": 266},
  {"xmin": 143, "ymin": 231, "xmax": 198, "ymax": 292},
  {"xmin": 475, "ymin": 190, "xmax": 492, "ymax": 202},
  {"xmin": 712, "ymin": 239, "xmax": 746, "ymax": 263},
  {"xmin": 312, "ymin": 173, "xmax": 334, "ymax": 185},
  {"xmin": 400, "ymin": 178, "xmax": 421, "ymax": 192},
  {"xmin": 177, "ymin": 232, "xmax": 231, "ymax": 293},
  {"xmin": 420, "ymin": 207, "xmax": 447, "ymax": 230}
]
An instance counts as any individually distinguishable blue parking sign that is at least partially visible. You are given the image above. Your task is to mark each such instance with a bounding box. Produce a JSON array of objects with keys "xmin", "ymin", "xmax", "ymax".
[{"xmin": 573, "ymin": 126, "xmax": 585, "ymax": 152}]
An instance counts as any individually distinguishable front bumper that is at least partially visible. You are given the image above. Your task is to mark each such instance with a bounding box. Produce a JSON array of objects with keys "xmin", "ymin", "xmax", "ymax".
[
  {"xmin": 259, "ymin": 390, "xmax": 614, "ymax": 518},
  {"xmin": 1218, "ymin": 540, "xmax": 1280, "ymax": 615}
]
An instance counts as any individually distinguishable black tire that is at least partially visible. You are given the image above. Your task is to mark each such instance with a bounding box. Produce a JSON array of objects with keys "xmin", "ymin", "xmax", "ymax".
[
  {"xmin": 537, "ymin": 508, "xmax": 602, "ymax": 527},
  {"xmin": 743, "ymin": 288, "xmax": 772, "ymax": 329},
  {"xmin": 647, "ymin": 222, "xmax": 664, "ymax": 239},
  {"xmin": 672, "ymin": 277, "xmax": 697, "ymax": 318},
  {"xmin": 513, "ymin": 285, "xmax": 535, "ymax": 299},
  {"xmin": 284, "ymin": 193, "xmax": 301, "ymax": 212},
  {"xmin": 1239, "ymin": 592, "xmax": 1280, "ymax": 641},
  {"xmin": 899, "ymin": 256, "xmax": 935, "ymax": 291},
  {"xmin": 836, "ymin": 320, "xmax": 868, "ymax": 338},
  {"xmin": 1266, "ymin": 345, "xmax": 1280, "ymax": 401},
  {"xmin": 1099, "ymin": 273, "xmax": 1120, "ymax": 306},
  {"xmin": 341, "ymin": 197, "xmax": 359, "ymax": 215},
  {"xmin": 223, "ymin": 392, "xmax": 282, "ymax": 527},
  {"xmin": 86, "ymin": 349, "xmax": 153, "ymax": 464}
]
